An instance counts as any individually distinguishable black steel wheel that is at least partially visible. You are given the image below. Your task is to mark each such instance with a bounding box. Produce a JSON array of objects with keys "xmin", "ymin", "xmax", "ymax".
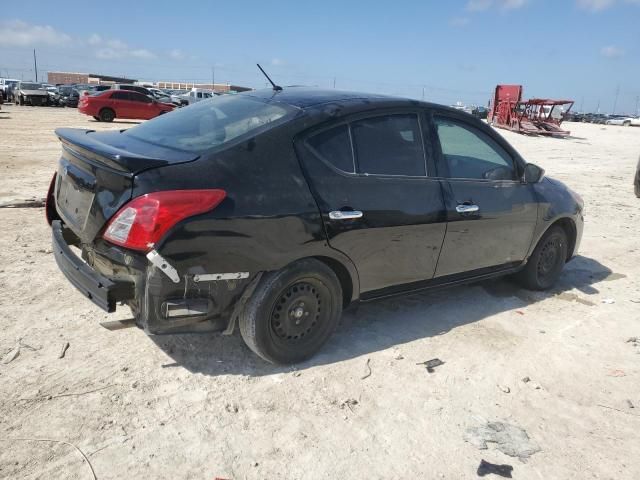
[
  {"xmin": 240, "ymin": 259, "xmax": 342, "ymax": 364},
  {"xmin": 514, "ymin": 226, "xmax": 568, "ymax": 290},
  {"xmin": 99, "ymin": 108, "xmax": 115, "ymax": 122}
]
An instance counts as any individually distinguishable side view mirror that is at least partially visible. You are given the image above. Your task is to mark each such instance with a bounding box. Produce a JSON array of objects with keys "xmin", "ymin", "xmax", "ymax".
[{"xmin": 523, "ymin": 163, "xmax": 545, "ymax": 183}]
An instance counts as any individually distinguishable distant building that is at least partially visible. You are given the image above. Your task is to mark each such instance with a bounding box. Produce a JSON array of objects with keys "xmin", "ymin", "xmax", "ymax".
[
  {"xmin": 47, "ymin": 71, "xmax": 137, "ymax": 85},
  {"xmin": 155, "ymin": 81, "xmax": 252, "ymax": 93}
]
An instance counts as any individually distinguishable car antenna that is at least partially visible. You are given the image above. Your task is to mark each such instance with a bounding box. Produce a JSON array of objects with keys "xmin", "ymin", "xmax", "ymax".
[{"xmin": 257, "ymin": 63, "xmax": 283, "ymax": 92}]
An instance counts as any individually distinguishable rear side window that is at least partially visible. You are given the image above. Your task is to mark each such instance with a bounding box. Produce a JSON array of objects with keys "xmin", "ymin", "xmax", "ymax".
[
  {"xmin": 125, "ymin": 95, "xmax": 296, "ymax": 152},
  {"xmin": 435, "ymin": 117, "xmax": 515, "ymax": 180},
  {"xmin": 306, "ymin": 125, "xmax": 354, "ymax": 173},
  {"xmin": 111, "ymin": 91, "xmax": 128, "ymax": 100},
  {"xmin": 351, "ymin": 114, "xmax": 426, "ymax": 176}
]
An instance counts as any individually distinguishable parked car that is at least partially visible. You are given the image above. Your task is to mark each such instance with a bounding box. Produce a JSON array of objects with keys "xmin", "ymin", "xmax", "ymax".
[
  {"xmin": 472, "ymin": 106, "xmax": 488, "ymax": 119},
  {"xmin": 635, "ymin": 156, "xmax": 640, "ymax": 198},
  {"xmin": 62, "ymin": 88, "xmax": 81, "ymax": 108},
  {"xmin": 79, "ymin": 85, "xmax": 111, "ymax": 96},
  {"xmin": 605, "ymin": 115, "xmax": 635, "ymax": 126},
  {"xmin": 13, "ymin": 81, "xmax": 50, "ymax": 106},
  {"xmin": 630, "ymin": 117, "xmax": 640, "ymax": 127},
  {"xmin": 48, "ymin": 88, "xmax": 584, "ymax": 364},
  {"xmin": 148, "ymin": 87, "xmax": 180, "ymax": 106},
  {"xmin": 78, "ymin": 89, "xmax": 174, "ymax": 122},
  {"xmin": 110, "ymin": 83, "xmax": 153, "ymax": 96},
  {"xmin": 0, "ymin": 78, "xmax": 19, "ymax": 101}
]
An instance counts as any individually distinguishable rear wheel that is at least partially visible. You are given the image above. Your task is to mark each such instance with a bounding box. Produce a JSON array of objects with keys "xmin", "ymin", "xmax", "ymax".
[
  {"xmin": 624, "ymin": 120, "xmax": 631, "ymax": 127},
  {"xmin": 99, "ymin": 108, "xmax": 115, "ymax": 122},
  {"xmin": 514, "ymin": 226, "xmax": 568, "ymax": 290},
  {"xmin": 239, "ymin": 259, "xmax": 342, "ymax": 364}
]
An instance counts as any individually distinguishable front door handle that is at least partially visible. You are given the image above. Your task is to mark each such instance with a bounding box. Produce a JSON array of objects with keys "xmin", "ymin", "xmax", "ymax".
[
  {"xmin": 329, "ymin": 210, "xmax": 364, "ymax": 220},
  {"xmin": 456, "ymin": 204, "xmax": 480, "ymax": 214}
]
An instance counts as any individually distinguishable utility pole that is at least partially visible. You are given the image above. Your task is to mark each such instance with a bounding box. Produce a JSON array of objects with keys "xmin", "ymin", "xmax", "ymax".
[
  {"xmin": 612, "ymin": 84, "xmax": 619, "ymax": 115},
  {"xmin": 332, "ymin": 77, "xmax": 336, "ymax": 89},
  {"xmin": 579, "ymin": 96, "xmax": 584, "ymax": 113},
  {"xmin": 596, "ymin": 99, "xmax": 600, "ymax": 113},
  {"xmin": 33, "ymin": 49, "xmax": 38, "ymax": 82},
  {"xmin": 422, "ymin": 86, "xmax": 425, "ymax": 101}
]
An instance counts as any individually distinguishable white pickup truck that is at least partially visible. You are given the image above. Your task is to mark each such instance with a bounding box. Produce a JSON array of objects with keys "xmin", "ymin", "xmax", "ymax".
[{"xmin": 179, "ymin": 88, "xmax": 215, "ymax": 105}]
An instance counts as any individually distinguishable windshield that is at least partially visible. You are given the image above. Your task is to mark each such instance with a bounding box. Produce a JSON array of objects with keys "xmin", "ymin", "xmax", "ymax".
[
  {"xmin": 21, "ymin": 83, "xmax": 43, "ymax": 90},
  {"xmin": 125, "ymin": 95, "xmax": 297, "ymax": 152}
]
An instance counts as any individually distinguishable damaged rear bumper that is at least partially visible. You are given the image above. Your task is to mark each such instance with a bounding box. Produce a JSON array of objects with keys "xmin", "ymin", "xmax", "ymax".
[{"xmin": 52, "ymin": 220, "xmax": 135, "ymax": 312}]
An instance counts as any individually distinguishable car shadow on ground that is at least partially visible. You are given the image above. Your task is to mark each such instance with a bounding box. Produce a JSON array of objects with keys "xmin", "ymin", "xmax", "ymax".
[
  {"xmin": 150, "ymin": 255, "xmax": 619, "ymax": 376},
  {"xmin": 89, "ymin": 119, "xmax": 141, "ymax": 125}
]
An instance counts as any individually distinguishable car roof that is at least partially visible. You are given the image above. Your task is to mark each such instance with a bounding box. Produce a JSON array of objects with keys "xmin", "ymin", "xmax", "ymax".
[{"xmin": 243, "ymin": 86, "xmax": 445, "ymax": 111}]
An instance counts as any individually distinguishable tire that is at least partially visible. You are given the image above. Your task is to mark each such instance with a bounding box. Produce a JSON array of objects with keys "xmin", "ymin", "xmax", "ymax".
[
  {"xmin": 18, "ymin": 96, "xmax": 24, "ymax": 106},
  {"xmin": 515, "ymin": 226, "xmax": 568, "ymax": 290},
  {"xmin": 93, "ymin": 116, "xmax": 100, "ymax": 121},
  {"xmin": 239, "ymin": 259, "xmax": 343, "ymax": 364},
  {"xmin": 99, "ymin": 108, "xmax": 115, "ymax": 122},
  {"xmin": 623, "ymin": 121, "xmax": 631, "ymax": 127}
]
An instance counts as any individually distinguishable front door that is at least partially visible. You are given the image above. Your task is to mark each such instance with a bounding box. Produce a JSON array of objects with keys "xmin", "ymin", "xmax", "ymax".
[
  {"xmin": 297, "ymin": 112, "xmax": 447, "ymax": 295},
  {"xmin": 430, "ymin": 112, "xmax": 539, "ymax": 277}
]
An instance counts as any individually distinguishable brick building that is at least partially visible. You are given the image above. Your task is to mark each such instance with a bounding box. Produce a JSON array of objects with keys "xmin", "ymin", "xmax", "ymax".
[
  {"xmin": 155, "ymin": 81, "xmax": 252, "ymax": 93},
  {"xmin": 47, "ymin": 71, "xmax": 137, "ymax": 85}
]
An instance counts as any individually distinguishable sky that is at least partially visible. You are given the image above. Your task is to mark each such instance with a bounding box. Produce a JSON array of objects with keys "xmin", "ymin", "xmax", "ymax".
[{"xmin": 0, "ymin": 0, "xmax": 638, "ymax": 114}]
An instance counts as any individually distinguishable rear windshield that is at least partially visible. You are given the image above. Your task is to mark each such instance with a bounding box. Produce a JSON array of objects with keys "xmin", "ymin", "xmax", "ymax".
[{"xmin": 125, "ymin": 95, "xmax": 297, "ymax": 152}]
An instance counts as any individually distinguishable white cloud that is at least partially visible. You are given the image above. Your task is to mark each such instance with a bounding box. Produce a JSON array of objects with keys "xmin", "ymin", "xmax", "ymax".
[
  {"xmin": 501, "ymin": 0, "xmax": 528, "ymax": 8},
  {"xmin": 88, "ymin": 33, "xmax": 102, "ymax": 45},
  {"xmin": 600, "ymin": 45, "xmax": 624, "ymax": 57},
  {"xmin": 450, "ymin": 16, "xmax": 471, "ymax": 27},
  {"xmin": 168, "ymin": 48, "xmax": 185, "ymax": 60},
  {"xmin": 271, "ymin": 58, "xmax": 285, "ymax": 66},
  {"xmin": 88, "ymin": 35, "xmax": 156, "ymax": 60},
  {"xmin": 130, "ymin": 48, "xmax": 156, "ymax": 59},
  {"xmin": 466, "ymin": 0, "xmax": 493, "ymax": 11},
  {"xmin": 0, "ymin": 20, "xmax": 71, "ymax": 47},
  {"xmin": 577, "ymin": 0, "xmax": 616, "ymax": 11},
  {"xmin": 466, "ymin": 0, "xmax": 528, "ymax": 11}
]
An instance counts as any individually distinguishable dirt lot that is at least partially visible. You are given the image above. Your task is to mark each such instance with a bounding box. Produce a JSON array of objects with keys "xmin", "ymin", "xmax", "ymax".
[{"xmin": 0, "ymin": 104, "xmax": 639, "ymax": 480}]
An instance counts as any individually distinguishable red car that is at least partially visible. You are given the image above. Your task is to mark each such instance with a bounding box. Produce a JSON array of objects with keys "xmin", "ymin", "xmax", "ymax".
[{"xmin": 78, "ymin": 90, "xmax": 174, "ymax": 122}]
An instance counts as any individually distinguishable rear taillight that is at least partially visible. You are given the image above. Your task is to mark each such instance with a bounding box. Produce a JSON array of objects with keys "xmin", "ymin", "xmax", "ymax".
[{"xmin": 102, "ymin": 189, "xmax": 226, "ymax": 252}]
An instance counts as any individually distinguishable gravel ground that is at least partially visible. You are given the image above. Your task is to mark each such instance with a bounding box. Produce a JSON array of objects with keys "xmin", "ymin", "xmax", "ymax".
[{"xmin": 0, "ymin": 104, "xmax": 639, "ymax": 480}]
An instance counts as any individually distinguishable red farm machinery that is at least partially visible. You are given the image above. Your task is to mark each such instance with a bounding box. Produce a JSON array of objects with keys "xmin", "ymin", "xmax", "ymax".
[{"xmin": 487, "ymin": 85, "xmax": 574, "ymax": 136}]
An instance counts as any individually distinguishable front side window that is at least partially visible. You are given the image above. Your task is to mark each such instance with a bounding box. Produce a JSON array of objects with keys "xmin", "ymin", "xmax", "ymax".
[
  {"xmin": 435, "ymin": 117, "xmax": 515, "ymax": 180},
  {"xmin": 306, "ymin": 125, "xmax": 354, "ymax": 173},
  {"xmin": 351, "ymin": 114, "xmax": 426, "ymax": 176},
  {"xmin": 125, "ymin": 95, "xmax": 296, "ymax": 152},
  {"xmin": 130, "ymin": 92, "xmax": 152, "ymax": 103}
]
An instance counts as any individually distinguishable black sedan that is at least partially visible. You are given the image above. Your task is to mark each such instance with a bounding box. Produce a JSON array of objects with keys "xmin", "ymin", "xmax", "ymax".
[{"xmin": 47, "ymin": 88, "xmax": 584, "ymax": 364}]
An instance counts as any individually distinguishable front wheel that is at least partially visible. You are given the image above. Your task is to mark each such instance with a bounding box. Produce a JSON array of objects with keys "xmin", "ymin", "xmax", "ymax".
[
  {"xmin": 514, "ymin": 226, "xmax": 568, "ymax": 290},
  {"xmin": 239, "ymin": 259, "xmax": 343, "ymax": 364}
]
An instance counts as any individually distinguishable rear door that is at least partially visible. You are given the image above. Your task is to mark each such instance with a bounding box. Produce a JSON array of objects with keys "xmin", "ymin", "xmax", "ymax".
[
  {"xmin": 110, "ymin": 91, "xmax": 131, "ymax": 118},
  {"xmin": 430, "ymin": 111, "xmax": 538, "ymax": 277},
  {"xmin": 297, "ymin": 111, "xmax": 447, "ymax": 296}
]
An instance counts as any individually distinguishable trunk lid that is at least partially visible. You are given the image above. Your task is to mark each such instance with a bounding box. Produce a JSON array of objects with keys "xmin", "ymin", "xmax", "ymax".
[{"xmin": 54, "ymin": 128, "xmax": 199, "ymax": 243}]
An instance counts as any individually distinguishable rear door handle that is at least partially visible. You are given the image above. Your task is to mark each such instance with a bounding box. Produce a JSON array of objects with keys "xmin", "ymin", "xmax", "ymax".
[
  {"xmin": 329, "ymin": 210, "xmax": 364, "ymax": 220},
  {"xmin": 456, "ymin": 204, "xmax": 480, "ymax": 214}
]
